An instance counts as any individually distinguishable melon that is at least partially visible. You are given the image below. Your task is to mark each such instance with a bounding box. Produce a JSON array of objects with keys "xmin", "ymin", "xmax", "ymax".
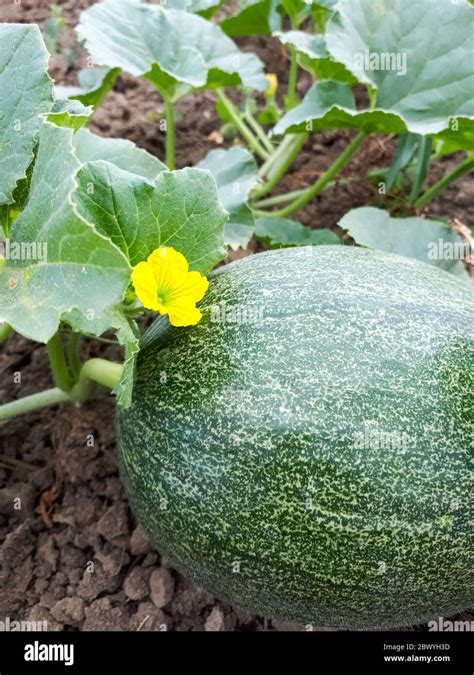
[{"xmin": 117, "ymin": 246, "xmax": 474, "ymax": 628}]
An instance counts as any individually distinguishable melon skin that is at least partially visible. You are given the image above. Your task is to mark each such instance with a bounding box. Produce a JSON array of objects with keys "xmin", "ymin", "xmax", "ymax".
[{"xmin": 117, "ymin": 246, "xmax": 474, "ymax": 629}]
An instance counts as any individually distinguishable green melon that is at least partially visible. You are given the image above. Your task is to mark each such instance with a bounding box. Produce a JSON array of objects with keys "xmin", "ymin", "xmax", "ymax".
[{"xmin": 117, "ymin": 246, "xmax": 474, "ymax": 628}]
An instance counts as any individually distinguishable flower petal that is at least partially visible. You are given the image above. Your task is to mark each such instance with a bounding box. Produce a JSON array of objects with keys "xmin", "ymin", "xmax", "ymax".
[
  {"xmin": 132, "ymin": 261, "xmax": 160, "ymax": 310},
  {"xmin": 147, "ymin": 246, "xmax": 189, "ymax": 287},
  {"xmin": 167, "ymin": 296, "xmax": 203, "ymax": 327},
  {"xmin": 173, "ymin": 271, "xmax": 209, "ymax": 302}
]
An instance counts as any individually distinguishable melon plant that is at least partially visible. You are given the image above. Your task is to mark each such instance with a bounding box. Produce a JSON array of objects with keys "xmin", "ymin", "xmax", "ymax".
[
  {"xmin": 117, "ymin": 246, "xmax": 474, "ymax": 629},
  {"xmin": 1, "ymin": 4, "xmax": 473, "ymax": 633}
]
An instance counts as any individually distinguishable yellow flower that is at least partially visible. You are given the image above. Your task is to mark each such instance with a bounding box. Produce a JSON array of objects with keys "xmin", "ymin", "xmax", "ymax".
[
  {"xmin": 265, "ymin": 73, "xmax": 278, "ymax": 98},
  {"xmin": 131, "ymin": 246, "xmax": 208, "ymax": 327}
]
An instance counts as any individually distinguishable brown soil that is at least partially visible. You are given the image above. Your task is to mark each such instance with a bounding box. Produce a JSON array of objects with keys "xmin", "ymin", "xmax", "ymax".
[{"xmin": 0, "ymin": 0, "xmax": 472, "ymax": 632}]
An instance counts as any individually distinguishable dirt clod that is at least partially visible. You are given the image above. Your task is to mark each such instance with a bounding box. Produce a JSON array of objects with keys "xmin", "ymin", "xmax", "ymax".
[
  {"xmin": 149, "ymin": 567, "xmax": 175, "ymax": 609},
  {"xmin": 130, "ymin": 524, "xmax": 152, "ymax": 556},
  {"xmin": 83, "ymin": 598, "xmax": 128, "ymax": 631},
  {"xmin": 124, "ymin": 566, "xmax": 149, "ymax": 601},
  {"xmin": 204, "ymin": 606, "xmax": 225, "ymax": 632},
  {"xmin": 51, "ymin": 597, "xmax": 85, "ymax": 625}
]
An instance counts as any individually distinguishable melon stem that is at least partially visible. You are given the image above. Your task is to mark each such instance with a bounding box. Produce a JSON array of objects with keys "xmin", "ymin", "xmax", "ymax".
[{"xmin": 0, "ymin": 358, "xmax": 123, "ymax": 423}]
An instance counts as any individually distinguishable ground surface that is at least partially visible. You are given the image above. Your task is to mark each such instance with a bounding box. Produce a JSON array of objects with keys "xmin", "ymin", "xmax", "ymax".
[{"xmin": 0, "ymin": 0, "xmax": 472, "ymax": 631}]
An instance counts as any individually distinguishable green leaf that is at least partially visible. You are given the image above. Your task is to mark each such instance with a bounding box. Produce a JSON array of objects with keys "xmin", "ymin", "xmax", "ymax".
[
  {"xmin": 220, "ymin": 0, "xmax": 329, "ymax": 38},
  {"xmin": 255, "ymin": 217, "xmax": 341, "ymax": 248},
  {"xmin": 164, "ymin": 0, "xmax": 222, "ymax": 18},
  {"xmin": 274, "ymin": 80, "xmax": 369, "ymax": 135},
  {"xmin": 111, "ymin": 312, "xmax": 140, "ymax": 408},
  {"xmin": 339, "ymin": 207, "xmax": 470, "ymax": 281},
  {"xmin": 385, "ymin": 133, "xmax": 420, "ymax": 192},
  {"xmin": 0, "ymin": 24, "xmax": 53, "ymax": 205},
  {"xmin": 47, "ymin": 98, "xmax": 93, "ymax": 131},
  {"xmin": 325, "ymin": 0, "xmax": 474, "ymax": 135},
  {"xmin": 312, "ymin": 0, "xmax": 337, "ymax": 7},
  {"xmin": 220, "ymin": 0, "xmax": 281, "ymax": 37},
  {"xmin": 431, "ymin": 118, "xmax": 474, "ymax": 154},
  {"xmin": 0, "ymin": 121, "xmax": 131, "ymax": 343},
  {"xmin": 276, "ymin": 0, "xmax": 474, "ymax": 137},
  {"xmin": 77, "ymin": 0, "xmax": 267, "ymax": 96},
  {"xmin": 55, "ymin": 67, "xmax": 121, "ymax": 108},
  {"xmin": 275, "ymin": 79, "xmax": 421, "ymax": 135},
  {"xmin": 74, "ymin": 162, "xmax": 227, "ymax": 273},
  {"xmin": 76, "ymin": 67, "xmax": 121, "ymax": 107},
  {"xmin": 196, "ymin": 147, "xmax": 259, "ymax": 250},
  {"xmin": 63, "ymin": 305, "xmax": 140, "ymax": 407},
  {"xmin": 274, "ymin": 30, "xmax": 357, "ymax": 84},
  {"xmin": 73, "ymin": 128, "xmax": 165, "ymax": 180}
]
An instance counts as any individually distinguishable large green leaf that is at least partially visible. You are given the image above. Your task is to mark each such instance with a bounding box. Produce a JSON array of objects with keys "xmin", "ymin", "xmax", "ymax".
[
  {"xmin": 274, "ymin": 80, "xmax": 374, "ymax": 135},
  {"xmin": 74, "ymin": 162, "xmax": 227, "ymax": 273},
  {"xmin": 220, "ymin": 0, "xmax": 281, "ymax": 37},
  {"xmin": 196, "ymin": 147, "xmax": 259, "ymax": 250},
  {"xmin": 276, "ymin": 0, "xmax": 474, "ymax": 137},
  {"xmin": 274, "ymin": 30, "xmax": 357, "ymax": 84},
  {"xmin": 220, "ymin": 0, "xmax": 330, "ymax": 37},
  {"xmin": 0, "ymin": 24, "xmax": 54, "ymax": 205},
  {"xmin": 0, "ymin": 122, "xmax": 131, "ymax": 343},
  {"xmin": 339, "ymin": 207, "xmax": 470, "ymax": 281},
  {"xmin": 77, "ymin": 0, "xmax": 267, "ymax": 97},
  {"xmin": 73, "ymin": 128, "xmax": 165, "ymax": 181},
  {"xmin": 255, "ymin": 216, "xmax": 341, "ymax": 248}
]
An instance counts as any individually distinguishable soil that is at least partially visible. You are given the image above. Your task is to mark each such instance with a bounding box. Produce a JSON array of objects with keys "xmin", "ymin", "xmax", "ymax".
[{"xmin": 0, "ymin": 0, "xmax": 472, "ymax": 632}]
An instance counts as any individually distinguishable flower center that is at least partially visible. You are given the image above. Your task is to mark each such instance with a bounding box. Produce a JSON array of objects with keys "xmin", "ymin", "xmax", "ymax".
[{"xmin": 156, "ymin": 287, "xmax": 172, "ymax": 306}]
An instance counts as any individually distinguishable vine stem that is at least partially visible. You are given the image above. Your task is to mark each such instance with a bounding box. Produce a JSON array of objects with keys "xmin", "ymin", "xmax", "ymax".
[
  {"xmin": 164, "ymin": 95, "xmax": 176, "ymax": 170},
  {"xmin": 252, "ymin": 133, "xmax": 308, "ymax": 199},
  {"xmin": 0, "ymin": 388, "xmax": 71, "ymax": 423},
  {"xmin": 70, "ymin": 358, "xmax": 123, "ymax": 404},
  {"xmin": 253, "ymin": 187, "xmax": 310, "ymax": 209},
  {"xmin": 0, "ymin": 358, "xmax": 123, "ymax": 423},
  {"xmin": 46, "ymin": 332, "xmax": 74, "ymax": 392},
  {"xmin": 243, "ymin": 111, "xmax": 274, "ymax": 153},
  {"xmin": 0, "ymin": 323, "xmax": 12, "ymax": 345},
  {"xmin": 258, "ymin": 131, "xmax": 368, "ymax": 218},
  {"xmin": 414, "ymin": 154, "xmax": 474, "ymax": 209},
  {"xmin": 252, "ymin": 178, "xmax": 353, "ymax": 209},
  {"xmin": 286, "ymin": 46, "xmax": 299, "ymax": 109},
  {"xmin": 215, "ymin": 90, "xmax": 270, "ymax": 161},
  {"xmin": 258, "ymin": 134, "xmax": 296, "ymax": 179}
]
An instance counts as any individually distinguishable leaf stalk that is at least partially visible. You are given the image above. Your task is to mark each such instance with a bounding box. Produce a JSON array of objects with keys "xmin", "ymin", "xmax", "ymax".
[
  {"xmin": 46, "ymin": 332, "xmax": 75, "ymax": 392},
  {"xmin": 414, "ymin": 154, "xmax": 474, "ymax": 209},
  {"xmin": 215, "ymin": 90, "xmax": 270, "ymax": 161},
  {"xmin": 258, "ymin": 131, "xmax": 368, "ymax": 218}
]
